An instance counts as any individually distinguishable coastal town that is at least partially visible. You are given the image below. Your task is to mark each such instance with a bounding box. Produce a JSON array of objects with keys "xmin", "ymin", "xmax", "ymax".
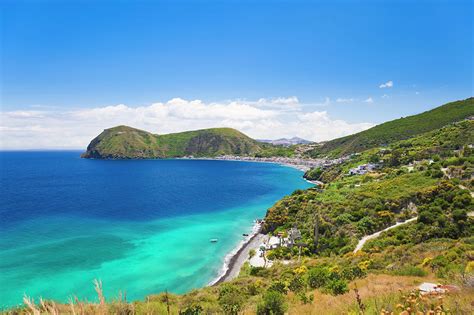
[{"xmin": 183, "ymin": 154, "xmax": 350, "ymax": 172}]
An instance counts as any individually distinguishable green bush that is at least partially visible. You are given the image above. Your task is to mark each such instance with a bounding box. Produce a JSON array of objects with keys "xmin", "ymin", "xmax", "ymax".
[
  {"xmin": 288, "ymin": 275, "xmax": 306, "ymax": 293},
  {"xmin": 218, "ymin": 284, "xmax": 245, "ymax": 315},
  {"xmin": 323, "ymin": 279, "xmax": 349, "ymax": 296},
  {"xmin": 250, "ymin": 266, "xmax": 270, "ymax": 277},
  {"xmin": 307, "ymin": 266, "xmax": 330, "ymax": 288},
  {"xmin": 256, "ymin": 290, "xmax": 287, "ymax": 315},
  {"xmin": 268, "ymin": 281, "xmax": 288, "ymax": 295}
]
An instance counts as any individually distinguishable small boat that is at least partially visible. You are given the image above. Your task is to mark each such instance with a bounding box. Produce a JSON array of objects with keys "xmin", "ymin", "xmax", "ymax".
[
  {"xmin": 242, "ymin": 233, "xmax": 249, "ymax": 237},
  {"xmin": 210, "ymin": 238, "xmax": 218, "ymax": 243}
]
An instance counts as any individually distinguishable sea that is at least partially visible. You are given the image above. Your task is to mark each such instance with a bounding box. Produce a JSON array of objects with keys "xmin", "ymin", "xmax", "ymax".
[{"xmin": 0, "ymin": 151, "xmax": 312, "ymax": 308}]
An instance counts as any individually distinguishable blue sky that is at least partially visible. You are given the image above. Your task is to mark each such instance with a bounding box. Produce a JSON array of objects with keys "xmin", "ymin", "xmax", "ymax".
[{"xmin": 0, "ymin": 0, "xmax": 472, "ymax": 148}]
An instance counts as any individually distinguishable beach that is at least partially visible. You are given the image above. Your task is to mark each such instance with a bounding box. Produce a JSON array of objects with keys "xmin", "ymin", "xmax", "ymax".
[{"xmin": 212, "ymin": 231, "xmax": 267, "ymax": 284}]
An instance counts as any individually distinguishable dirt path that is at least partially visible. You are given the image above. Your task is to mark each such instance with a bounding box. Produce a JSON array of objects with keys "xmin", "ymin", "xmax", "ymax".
[{"xmin": 353, "ymin": 217, "xmax": 418, "ymax": 253}]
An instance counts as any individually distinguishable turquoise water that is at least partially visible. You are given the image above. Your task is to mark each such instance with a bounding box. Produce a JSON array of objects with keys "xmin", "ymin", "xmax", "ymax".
[{"xmin": 0, "ymin": 152, "xmax": 311, "ymax": 308}]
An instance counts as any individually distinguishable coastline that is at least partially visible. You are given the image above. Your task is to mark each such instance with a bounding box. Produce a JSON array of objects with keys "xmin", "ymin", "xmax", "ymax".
[
  {"xmin": 179, "ymin": 155, "xmax": 343, "ymax": 172},
  {"xmin": 206, "ymin": 158, "xmax": 323, "ymax": 286},
  {"xmin": 211, "ymin": 227, "xmax": 267, "ymax": 285}
]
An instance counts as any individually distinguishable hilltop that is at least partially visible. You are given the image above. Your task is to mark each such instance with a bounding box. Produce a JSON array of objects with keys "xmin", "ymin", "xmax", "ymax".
[
  {"xmin": 81, "ymin": 126, "xmax": 263, "ymax": 159},
  {"xmin": 308, "ymin": 97, "xmax": 474, "ymax": 157}
]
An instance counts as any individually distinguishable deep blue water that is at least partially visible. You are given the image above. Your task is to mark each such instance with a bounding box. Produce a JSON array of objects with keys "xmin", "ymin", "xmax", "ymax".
[{"xmin": 0, "ymin": 151, "xmax": 311, "ymax": 308}]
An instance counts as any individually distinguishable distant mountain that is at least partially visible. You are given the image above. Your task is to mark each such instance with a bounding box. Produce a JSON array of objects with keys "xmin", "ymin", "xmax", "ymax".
[
  {"xmin": 81, "ymin": 126, "xmax": 263, "ymax": 159},
  {"xmin": 257, "ymin": 137, "xmax": 313, "ymax": 146},
  {"xmin": 309, "ymin": 97, "xmax": 474, "ymax": 157}
]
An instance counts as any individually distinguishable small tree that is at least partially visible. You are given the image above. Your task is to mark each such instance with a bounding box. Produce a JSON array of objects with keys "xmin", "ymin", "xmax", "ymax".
[{"xmin": 249, "ymin": 249, "xmax": 256, "ymax": 260}]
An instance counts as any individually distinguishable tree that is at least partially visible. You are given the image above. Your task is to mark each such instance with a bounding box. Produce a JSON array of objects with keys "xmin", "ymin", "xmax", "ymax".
[
  {"xmin": 249, "ymin": 249, "xmax": 256, "ymax": 260},
  {"xmin": 218, "ymin": 284, "xmax": 245, "ymax": 315}
]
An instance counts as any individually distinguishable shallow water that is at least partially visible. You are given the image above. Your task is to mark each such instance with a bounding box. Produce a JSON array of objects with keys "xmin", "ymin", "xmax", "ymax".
[{"xmin": 0, "ymin": 151, "xmax": 311, "ymax": 308}]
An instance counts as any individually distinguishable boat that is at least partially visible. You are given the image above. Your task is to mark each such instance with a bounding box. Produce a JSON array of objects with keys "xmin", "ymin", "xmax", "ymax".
[
  {"xmin": 210, "ymin": 238, "xmax": 218, "ymax": 243},
  {"xmin": 242, "ymin": 233, "xmax": 249, "ymax": 237}
]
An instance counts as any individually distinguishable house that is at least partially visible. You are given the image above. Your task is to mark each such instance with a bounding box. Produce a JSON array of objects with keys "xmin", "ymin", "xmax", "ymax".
[{"xmin": 348, "ymin": 163, "xmax": 378, "ymax": 175}]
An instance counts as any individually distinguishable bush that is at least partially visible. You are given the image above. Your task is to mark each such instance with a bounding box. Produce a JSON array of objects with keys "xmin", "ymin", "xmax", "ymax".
[
  {"xmin": 256, "ymin": 290, "xmax": 287, "ymax": 315},
  {"xmin": 179, "ymin": 305, "xmax": 203, "ymax": 315},
  {"xmin": 218, "ymin": 284, "xmax": 245, "ymax": 315},
  {"xmin": 323, "ymin": 279, "xmax": 349, "ymax": 296},
  {"xmin": 307, "ymin": 266, "xmax": 330, "ymax": 288},
  {"xmin": 250, "ymin": 266, "xmax": 270, "ymax": 277},
  {"xmin": 394, "ymin": 266, "xmax": 428, "ymax": 277},
  {"xmin": 288, "ymin": 275, "xmax": 306, "ymax": 293},
  {"xmin": 268, "ymin": 281, "xmax": 288, "ymax": 295}
]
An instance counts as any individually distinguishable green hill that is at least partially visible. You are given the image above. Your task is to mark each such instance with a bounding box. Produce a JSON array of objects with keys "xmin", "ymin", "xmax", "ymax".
[
  {"xmin": 309, "ymin": 97, "xmax": 474, "ymax": 157},
  {"xmin": 81, "ymin": 126, "xmax": 263, "ymax": 159}
]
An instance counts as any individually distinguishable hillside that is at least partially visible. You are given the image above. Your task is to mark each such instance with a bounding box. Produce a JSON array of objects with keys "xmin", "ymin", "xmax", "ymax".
[
  {"xmin": 17, "ymin": 116, "xmax": 474, "ymax": 314},
  {"xmin": 308, "ymin": 97, "xmax": 474, "ymax": 157},
  {"xmin": 81, "ymin": 126, "xmax": 263, "ymax": 159}
]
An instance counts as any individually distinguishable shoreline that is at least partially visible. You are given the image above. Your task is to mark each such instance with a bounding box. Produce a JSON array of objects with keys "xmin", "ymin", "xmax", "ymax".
[
  {"xmin": 210, "ymin": 222, "xmax": 265, "ymax": 285},
  {"xmin": 177, "ymin": 155, "xmax": 336, "ymax": 172},
  {"xmin": 211, "ymin": 228, "xmax": 267, "ymax": 285},
  {"xmin": 207, "ymin": 158, "xmax": 322, "ymax": 286}
]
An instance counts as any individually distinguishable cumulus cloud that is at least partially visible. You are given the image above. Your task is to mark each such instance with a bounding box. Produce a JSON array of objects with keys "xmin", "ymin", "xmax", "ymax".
[
  {"xmin": 0, "ymin": 97, "xmax": 375, "ymax": 149},
  {"xmin": 379, "ymin": 80, "xmax": 393, "ymax": 88},
  {"xmin": 381, "ymin": 94, "xmax": 390, "ymax": 99},
  {"xmin": 364, "ymin": 97, "xmax": 374, "ymax": 103}
]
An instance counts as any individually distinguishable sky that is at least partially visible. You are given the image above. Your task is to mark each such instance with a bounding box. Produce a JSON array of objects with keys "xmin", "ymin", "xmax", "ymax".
[{"xmin": 0, "ymin": 0, "xmax": 472, "ymax": 149}]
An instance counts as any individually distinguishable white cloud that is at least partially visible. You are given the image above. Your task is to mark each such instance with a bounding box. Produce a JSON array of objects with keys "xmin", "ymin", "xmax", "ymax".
[
  {"xmin": 364, "ymin": 97, "xmax": 374, "ymax": 103},
  {"xmin": 381, "ymin": 94, "xmax": 390, "ymax": 99},
  {"xmin": 379, "ymin": 80, "xmax": 393, "ymax": 88},
  {"xmin": 336, "ymin": 98, "xmax": 354, "ymax": 103},
  {"xmin": 0, "ymin": 97, "xmax": 375, "ymax": 149}
]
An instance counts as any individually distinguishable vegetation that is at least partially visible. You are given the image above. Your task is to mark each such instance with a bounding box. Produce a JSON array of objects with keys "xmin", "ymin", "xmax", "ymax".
[
  {"xmin": 81, "ymin": 126, "xmax": 268, "ymax": 159},
  {"xmin": 8, "ymin": 100, "xmax": 474, "ymax": 314},
  {"xmin": 307, "ymin": 97, "xmax": 474, "ymax": 157}
]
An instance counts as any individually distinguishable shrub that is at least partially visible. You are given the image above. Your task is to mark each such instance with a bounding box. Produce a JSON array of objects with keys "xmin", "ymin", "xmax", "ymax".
[
  {"xmin": 394, "ymin": 266, "xmax": 428, "ymax": 277},
  {"xmin": 218, "ymin": 284, "xmax": 245, "ymax": 315},
  {"xmin": 250, "ymin": 266, "xmax": 270, "ymax": 277},
  {"xmin": 288, "ymin": 275, "xmax": 305, "ymax": 293},
  {"xmin": 256, "ymin": 290, "xmax": 287, "ymax": 315},
  {"xmin": 268, "ymin": 281, "xmax": 288, "ymax": 295},
  {"xmin": 179, "ymin": 304, "xmax": 203, "ymax": 315},
  {"xmin": 323, "ymin": 279, "xmax": 349, "ymax": 296},
  {"xmin": 307, "ymin": 266, "xmax": 330, "ymax": 288}
]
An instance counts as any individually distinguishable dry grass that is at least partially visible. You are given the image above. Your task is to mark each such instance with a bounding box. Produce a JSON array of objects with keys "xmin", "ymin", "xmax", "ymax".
[
  {"xmin": 7, "ymin": 274, "xmax": 473, "ymax": 314},
  {"xmin": 282, "ymin": 274, "xmax": 471, "ymax": 315}
]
